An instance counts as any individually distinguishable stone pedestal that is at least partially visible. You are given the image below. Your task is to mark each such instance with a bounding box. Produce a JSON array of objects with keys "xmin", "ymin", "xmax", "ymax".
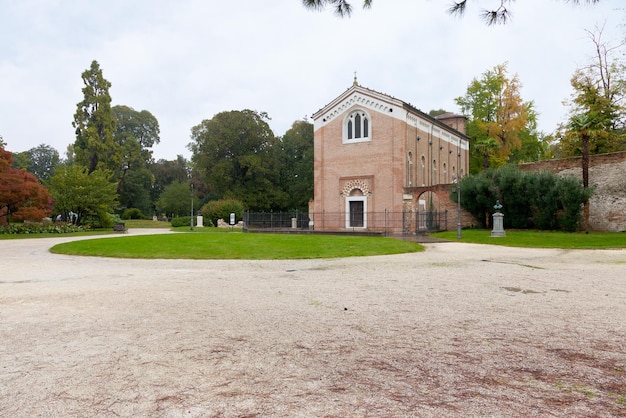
[{"xmin": 491, "ymin": 212, "xmax": 506, "ymax": 237}]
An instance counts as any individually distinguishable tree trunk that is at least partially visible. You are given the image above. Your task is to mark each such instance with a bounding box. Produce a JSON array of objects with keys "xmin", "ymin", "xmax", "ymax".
[{"xmin": 582, "ymin": 133, "xmax": 590, "ymax": 232}]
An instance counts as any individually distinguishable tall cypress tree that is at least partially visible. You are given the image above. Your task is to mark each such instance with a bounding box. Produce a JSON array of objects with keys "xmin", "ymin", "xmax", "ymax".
[{"xmin": 72, "ymin": 60, "xmax": 119, "ymax": 174}]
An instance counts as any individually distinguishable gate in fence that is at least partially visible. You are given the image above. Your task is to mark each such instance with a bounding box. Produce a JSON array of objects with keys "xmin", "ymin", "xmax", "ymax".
[{"xmin": 415, "ymin": 210, "xmax": 447, "ymax": 234}]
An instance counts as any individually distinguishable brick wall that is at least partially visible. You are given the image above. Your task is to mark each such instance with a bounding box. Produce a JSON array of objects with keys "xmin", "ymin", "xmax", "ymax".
[{"xmin": 520, "ymin": 151, "xmax": 626, "ymax": 232}]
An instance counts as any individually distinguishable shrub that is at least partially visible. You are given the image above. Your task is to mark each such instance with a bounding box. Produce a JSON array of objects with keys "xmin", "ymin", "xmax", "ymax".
[
  {"xmin": 527, "ymin": 171, "xmax": 560, "ymax": 230},
  {"xmin": 451, "ymin": 174, "xmax": 494, "ymax": 228},
  {"xmin": 82, "ymin": 211, "xmax": 116, "ymax": 229},
  {"xmin": 201, "ymin": 198, "xmax": 246, "ymax": 227},
  {"xmin": 121, "ymin": 208, "xmax": 146, "ymax": 220},
  {"xmin": 493, "ymin": 165, "xmax": 532, "ymax": 229},
  {"xmin": 171, "ymin": 216, "xmax": 195, "ymax": 228},
  {"xmin": 454, "ymin": 165, "xmax": 592, "ymax": 231},
  {"xmin": 0, "ymin": 222, "xmax": 90, "ymax": 234},
  {"xmin": 558, "ymin": 176, "xmax": 593, "ymax": 232}
]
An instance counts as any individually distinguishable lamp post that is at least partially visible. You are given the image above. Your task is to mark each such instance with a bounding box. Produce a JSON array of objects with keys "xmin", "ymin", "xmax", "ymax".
[
  {"xmin": 457, "ymin": 148, "xmax": 462, "ymax": 239},
  {"xmin": 457, "ymin": 178, "xmax": 461, "ymax": 239}
]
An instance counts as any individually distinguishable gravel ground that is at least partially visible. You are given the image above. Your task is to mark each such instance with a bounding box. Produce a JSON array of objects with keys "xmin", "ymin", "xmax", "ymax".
[{"xmin": 0, "ymin": 230, "xmax": 625, "ymax": 417}]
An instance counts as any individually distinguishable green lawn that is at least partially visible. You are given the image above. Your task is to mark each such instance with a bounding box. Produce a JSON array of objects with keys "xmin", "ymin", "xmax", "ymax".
[
  {"xmin": 50, "ymin": 231, "xmax": 424, "ymax": 260},
  {"xmin": 431, "ymin": 229, "xmax": 626, "ymax": 249},
  {"xmin": 121, "ymin": 219, "xmax": 172, "ymax": 228}
]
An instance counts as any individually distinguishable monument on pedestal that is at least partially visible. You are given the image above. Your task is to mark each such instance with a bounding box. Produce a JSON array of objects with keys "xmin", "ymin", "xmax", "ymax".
[{"xmin": 491, "ymin": 200, "xmax": 506, "ymax": 237}]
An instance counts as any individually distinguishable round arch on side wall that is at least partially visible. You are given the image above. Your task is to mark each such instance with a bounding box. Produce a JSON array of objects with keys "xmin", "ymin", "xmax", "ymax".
[{"xmin": 414, "ymin": 190, "xmax": 441, "ymax": 213}]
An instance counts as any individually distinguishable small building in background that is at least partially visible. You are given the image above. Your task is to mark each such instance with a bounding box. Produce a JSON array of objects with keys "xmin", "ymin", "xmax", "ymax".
[{"xmin": 310, "ymin": 80, "xmax": 470, "ymax": 233}]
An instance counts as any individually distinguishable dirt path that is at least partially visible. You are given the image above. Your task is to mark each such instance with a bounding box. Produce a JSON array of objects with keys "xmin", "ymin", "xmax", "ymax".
[{"xmin": 1, "ymin": 232, "xmax": 625, "ymax": 417}]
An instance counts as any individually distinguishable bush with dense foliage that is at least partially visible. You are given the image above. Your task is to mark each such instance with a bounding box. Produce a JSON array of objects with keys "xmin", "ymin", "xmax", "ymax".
[
  {"xmin": 452, "ymin": 165, "xmax": 592, "ymax": 232},
  {"xmin": 81, "ymin": 210, "xmax": 116, "ymax": 229},
  {"xmin": 121, "ymin": 208, "xmax": 146, "ymax": 220},
  {"xmin": 201, "ymin": 198, "xmax": 246, "ymax": 227},
  {"xmin": 171, "ymin": 216, "xmax": 195, "ymax": 228}
]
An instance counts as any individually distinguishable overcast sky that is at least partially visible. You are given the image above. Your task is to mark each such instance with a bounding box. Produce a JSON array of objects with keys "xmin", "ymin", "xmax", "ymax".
[{"xmin": 1, "ymin": 0, "xmax": 623, "ymax": 161}]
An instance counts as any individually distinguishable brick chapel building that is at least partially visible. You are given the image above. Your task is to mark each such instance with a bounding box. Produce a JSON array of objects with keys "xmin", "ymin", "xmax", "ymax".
[{"xmin": 310, "ymin": 80, "xmax": 470, "ymax": 233}]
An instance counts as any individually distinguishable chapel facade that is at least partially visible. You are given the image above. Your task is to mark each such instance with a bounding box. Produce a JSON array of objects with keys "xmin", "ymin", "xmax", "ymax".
[{"xmin": 309, "ymin": 81, "xmax": 470, "ymax": 233}]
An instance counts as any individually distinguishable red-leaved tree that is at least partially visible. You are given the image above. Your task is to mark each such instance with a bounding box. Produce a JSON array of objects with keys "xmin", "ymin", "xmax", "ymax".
[{"xmin": 0, "ymin": 147, "xmax": 52, "ymax": 225}]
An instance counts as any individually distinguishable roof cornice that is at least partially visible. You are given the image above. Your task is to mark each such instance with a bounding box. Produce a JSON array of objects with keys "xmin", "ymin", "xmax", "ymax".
[{"xmin": 312, "ymin": 84, "xmax": 469, "ymax": 140}]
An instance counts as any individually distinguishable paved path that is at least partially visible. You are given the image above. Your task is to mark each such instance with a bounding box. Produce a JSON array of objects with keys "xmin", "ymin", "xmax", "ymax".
[{"xmin": 1, "ymin": 231, "xmax": 625, "ymax": 417}]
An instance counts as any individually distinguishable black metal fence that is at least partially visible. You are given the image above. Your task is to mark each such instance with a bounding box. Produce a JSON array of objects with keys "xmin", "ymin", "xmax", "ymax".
[
  {"xmin": 244, "ymin": 210, "xmax": 448, "ymax": 236},
  {"xmin": 243, "ymin": 211, "xmax": 311, "ymax": 230}
]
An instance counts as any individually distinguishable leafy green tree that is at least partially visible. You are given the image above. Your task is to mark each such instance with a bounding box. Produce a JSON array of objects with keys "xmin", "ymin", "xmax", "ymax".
[
  {"xmin": 508, "ymin": 102, "xmax": 551, "ymax": 163},
  {"xmin": 12, "ymin": 144, "xmax": 60, "ymax": 182},
  {"xmin": 48, "ymin": 165, "xmax": 117, "ymax": 226},
  {"xmin": 112, "ymin": 105, "xmax": 160, "ymax": 208},
  {"xmin": 156, "ymin": 181, "xmax": 197, "ymax": 218},
  {"xmin": 117, "ymin": 167, "xmax": 154, "ymax": 216},
  {"xmin": 557, "ymin": 26, "xmax": 626, "ymax": 157},
  {"xmin": 275, "ymin": 120, "xmax": 314, "ymax": 210},
  {"xmin": 303, "ymin": 0, "xmax": 599, "ymax": 24},
  {"xmin": 149, "ymin": 156, "xmax": 190, "ymax": 207},
  {"xmin": 188, "ymin": 110, "xmax": 282, "ymax": 210},
  {"xmin": 73, "ymin": 60, "xmax": 119, "ymax": 174},
  {"xmin": 456, "ymin": 63, "xmax": 540, "ymax": 172},
  {"xmin": 112, "ymin": 105, "xmax": 160, "ymax": 166},
  {"xmin": 556, "ymin": 27, "xmax": 625, "ymax": 230}
]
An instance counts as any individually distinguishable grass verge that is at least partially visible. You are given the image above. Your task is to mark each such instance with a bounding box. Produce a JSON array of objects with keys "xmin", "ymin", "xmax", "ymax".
[
  {"xmin": 431, "ymin": 229, "xmax": 626, "ymax": 249},
  {"xmin": 0, "ymin": 230, "xmax": 111, "ymax": 240},
  {"xmin": 50, "ymin": 232, "xmax": 424, "ymax": 260}
]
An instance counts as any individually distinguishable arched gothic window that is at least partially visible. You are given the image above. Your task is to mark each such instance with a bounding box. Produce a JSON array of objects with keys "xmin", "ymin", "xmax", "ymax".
[{"xmin": 344, "ymin": 110, "xmax": 370, "ymax": 143}]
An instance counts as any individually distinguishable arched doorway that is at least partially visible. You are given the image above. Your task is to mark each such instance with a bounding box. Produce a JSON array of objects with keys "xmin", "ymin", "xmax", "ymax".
[{"xmin": 345, "ymin": 188, "xmax": 366, "ymax": 228}]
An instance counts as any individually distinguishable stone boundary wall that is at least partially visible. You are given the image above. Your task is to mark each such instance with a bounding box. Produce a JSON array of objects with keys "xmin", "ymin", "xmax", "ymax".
[{"xmin": 520, "ymin": 151, "xmax": 626, "ymax": 232}]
